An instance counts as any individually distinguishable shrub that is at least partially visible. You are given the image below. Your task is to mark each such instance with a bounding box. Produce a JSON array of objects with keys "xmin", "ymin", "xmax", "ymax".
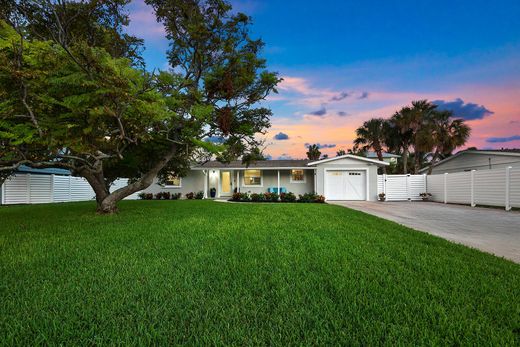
[
  {"xmin": 378, "ymin": 192, "xmax": 386, "ymax": 201},
  {"xmin": 138, "ymin": 192, "xmax": 153, "ymax": 200},
  {"xmin": 264, "ymin": 192, "xmax": 279, "ymax": 202},
  {"xmin": 298, "ymin": 192, "xmax": 317, "ymax": 203},
  {"xmin": 186, "ymin": 192, "xmax": 195, "ymax": 200},
  {"xmin": 250, "ymin": 193, "xmax": 265, "ymax": 202},
  {"xmin": 315, "ymin": 195, "xmax": 326, "ymax": 203},
  {"xmin": 239, "ymin": 192, "xmax": 250, "ymax": 201},
  {"xmin": 231, "ymin": 192, "xmax": 242, "ymax": 201},
  {"xmin": 171, "ymin": 193, "xmax": 182, "ymax": 200},
  {"xmin": 280, "ymin": 192, "xmax": 296, "ymax": 202},
  {"xmin": 195, "ymin": 191, "xmax": 204, "ymax": 199}
]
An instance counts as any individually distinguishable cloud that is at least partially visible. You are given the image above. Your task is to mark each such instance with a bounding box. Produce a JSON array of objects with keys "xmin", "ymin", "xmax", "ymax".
[
  {"xmin": 337, "ymin": 111, "xmax": 349, "ymax": 117},
  {"xmin": 308, "ymin": 107, "xmax": 327, "ymax": 117},
  {"xmin": 330, "ymin": 92, "xmax": 350, "ymax": 101},
  {"xmin": 358, "ymin": 91, "xmax": 369, "ymax": 99},
  {"xmin": 273, "ymin": 132, "xmax": 290, "ymax": 140},
  {"xmin": 433, "ymin": 98, "xmax": 494, "ymax": 120},
  {"xmin": 277, "ymin": 153, "xmax": 293, "ymax": 160},
  {"xmin": 486, "ymin": 135, "xmax": 520, "ymax": 143},
  {"xmin": 305, "ymin": 143, "xmax": 336, "ymax": 149}
]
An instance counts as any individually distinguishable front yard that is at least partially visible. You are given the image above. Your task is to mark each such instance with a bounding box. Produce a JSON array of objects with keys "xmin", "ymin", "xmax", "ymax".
[{"xmin": 0, "ymin": 200, "xmax": 519, "ymax": 345}]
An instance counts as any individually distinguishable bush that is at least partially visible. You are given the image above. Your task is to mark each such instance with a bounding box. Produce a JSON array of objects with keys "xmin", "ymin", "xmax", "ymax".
[
  {"xmin": 138, "ymin": 192, "xmax": 153, "ymax": 200},
  {"xmin": 280, "ymin": 192, "xmax": 296, "ymax": 202},
  {"xmin": 250, "ymin": 193, "xmax": 265, "ymax": 202},
  {"xmin": 195, "ymin": 191, "xmax": 204, "ymax": 200},
  {"xmin": 186, "ymin": 192, "xmax": 195, "ymax": 200},
  {"xmin": 298, "ymin": 192, "xmax": 317, "ymax": 203},
  {"xmin": 264, "ymin": 192, "xmax": 279, "ymax": 202},
  {"xmin": 231, "ymin": 192, "xmax": 241, "ymax": 201},
  {"xmin": 171, "ymin": 193, "xmax": 182, "ymax": 200},
  {"xmin": 239, "ymin": 192, "xmax": 250, "ymax": 201},
  {"xmin": 315, "ymin": 195, "xmax": 326, "ymax": 203}
]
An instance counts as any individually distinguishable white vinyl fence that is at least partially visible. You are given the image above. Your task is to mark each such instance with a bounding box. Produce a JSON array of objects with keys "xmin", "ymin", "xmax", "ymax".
[
  {"xmin": 1, "ymin": 174, "xmax": 139, "ymax": 205},
  {"xmin": 378, "ymin": 166, "xmax": 520, "ymax": 210},
  {"xmin": 377, "ymin": 174, "xmax": 427, "ymax": 201}
]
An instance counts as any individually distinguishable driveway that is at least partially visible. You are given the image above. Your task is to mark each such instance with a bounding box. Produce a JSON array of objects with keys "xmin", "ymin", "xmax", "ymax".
[{"xmin": 330, "ymin": 201, "xmax": 520, "ymax": 263}]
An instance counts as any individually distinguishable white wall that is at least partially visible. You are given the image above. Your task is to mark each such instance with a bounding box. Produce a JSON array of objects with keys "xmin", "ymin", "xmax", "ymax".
[
  {"xmin": 377, "ymin": 175, "xmax": 426, "ymax": 201},
  {"xmin": 1, "ymin": 174, "xmax": 138, "ymax": 205},
  {"xmin": 430, "ymin": 153, "xmax": 520, "ymax": 174}
]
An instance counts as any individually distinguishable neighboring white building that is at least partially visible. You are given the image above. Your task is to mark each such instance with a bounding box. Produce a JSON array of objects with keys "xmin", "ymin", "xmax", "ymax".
[
  {"xmin": 143, "ymin": 155, "xmax": 389, "ymax": 201},
  {"xmin": 365, "ymin": 151, "xmax": 400, "ymax": 164},
  {"xmin": 419, "ymin": 149, "xmax": 520, "ymax": 174}
]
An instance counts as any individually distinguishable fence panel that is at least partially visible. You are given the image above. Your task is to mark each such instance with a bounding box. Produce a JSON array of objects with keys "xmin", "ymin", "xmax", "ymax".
[
  {"xmin": 426, "ymin": 174, "xmax": 444, "ymax": 202},
  {"xmin": 29, "ymin": 175, "xmax": 53, "ymax": 204},
  {"xmin": 511, "ymin": 168, "xmax": 520, "ymax": 208},
  {"xmin": 474, "ymin": 168, "xmax": 507, "ymax": 207},
  {"xmin": 3, "ymin": 174, "xmax": 29, "ymax": 204},
  {"xmin": 445, "ymin": 171, "xmax": 471, "ymax": 204},
  {"xmin": 378, "ymin": 174, "xmax": 426, "ymax": 201}
]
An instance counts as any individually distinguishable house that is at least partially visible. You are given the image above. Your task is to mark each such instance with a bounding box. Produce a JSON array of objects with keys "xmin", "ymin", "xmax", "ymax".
[
  {"xmin": 142, "ymin": 154, "xmax": 389, "ymax": 201},
  {"xmin": 419, "ymin": 149, "xmax": 520, "ymax": 174},
  {"xmin": 365, "ymin": 151, "xmax": 400, "ymax": 164}
]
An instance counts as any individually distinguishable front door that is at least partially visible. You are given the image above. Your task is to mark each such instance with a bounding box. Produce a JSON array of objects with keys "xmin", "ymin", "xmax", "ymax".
[{"xmin": 220, "ymin": 171, "xmax": 232, "ymax": 196}]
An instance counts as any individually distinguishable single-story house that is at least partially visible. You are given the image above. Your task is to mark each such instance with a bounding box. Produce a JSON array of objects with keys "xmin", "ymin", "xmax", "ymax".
[
  {"xmin": 419, "ymin": 149, "xmax": 520, "ymax": 174},
  {"xmin": 143, "ymin": 154, "xmax": 389, "ymax": 201}
]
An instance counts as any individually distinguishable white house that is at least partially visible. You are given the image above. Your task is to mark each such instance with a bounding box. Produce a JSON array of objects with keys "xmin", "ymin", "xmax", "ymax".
[
  {"xmin": 142, "ymin": 154, "xmax": 389, "ymax": 201},
  {"xmin": 419, "ymin": 149, "xmax": 520, "ymax": 174}
]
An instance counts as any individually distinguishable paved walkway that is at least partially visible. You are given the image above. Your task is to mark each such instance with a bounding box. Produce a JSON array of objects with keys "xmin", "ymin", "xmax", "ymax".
[{"xmin": 330, "ymin": 201, "xmax": 520, "ymax": 263}]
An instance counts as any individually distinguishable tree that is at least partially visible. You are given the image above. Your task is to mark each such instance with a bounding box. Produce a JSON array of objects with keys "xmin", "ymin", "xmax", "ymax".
[
  {"xmin": 306, "ymin": 144, "xmax": 321, "ymax": 160},
  {"xmin": 353, "ymin": 118, "xmax": 388, "ymax": 173},
  {"xmin": 0, "ymin": 0, "xmax": 280, "ymax": 213},
  {"xmin": 386, "ymin": 107, "xmax": 414, "ymax": 174},
  {"xmin": 336, "ymin": 149, "xmax": 346, "ymax": 156}
]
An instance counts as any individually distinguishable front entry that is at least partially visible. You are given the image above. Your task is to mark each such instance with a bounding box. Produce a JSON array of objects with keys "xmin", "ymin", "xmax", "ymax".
[
  {"xmin": 220, "ymin": 171, "xmax": 232, "ymax": 196},
  {"xmin": 325, "ymin": 170, "xmax": 367, "ymax": 200}
]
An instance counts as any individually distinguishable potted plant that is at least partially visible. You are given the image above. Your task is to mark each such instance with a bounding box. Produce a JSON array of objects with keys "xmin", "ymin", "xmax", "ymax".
[
  {"xmin": 378, "ymin": 192, "xmax": 386, "ymax": 202},
  {"xmin": 210, "ymin": 187, "xmax": 216, "ymax": 198},
  {"xmin": 419, "ymin": 192, "xmax": 432, "ymax": 201}
]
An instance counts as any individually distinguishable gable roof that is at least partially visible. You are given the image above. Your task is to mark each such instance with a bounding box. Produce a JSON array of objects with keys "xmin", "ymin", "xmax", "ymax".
[
  {"xmin": 418, "ymin": 149, "xmax": 520, "ymax": 173},
  {"xmin": 307, "ymin": 154, "xmax": 389, "ymax": 166}
]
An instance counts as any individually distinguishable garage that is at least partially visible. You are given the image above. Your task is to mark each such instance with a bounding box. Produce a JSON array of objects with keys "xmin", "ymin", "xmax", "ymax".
[
  {"xmin": 325, "ymin": 170, "xmax": 367, "ymax": 200},
  {"xmin": 308, "ymin": 154, "xmax": 389, "ymax": 201}
]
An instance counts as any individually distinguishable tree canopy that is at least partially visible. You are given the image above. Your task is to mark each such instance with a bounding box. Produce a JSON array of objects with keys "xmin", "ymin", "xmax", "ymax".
[{"xmin": 0, "ymin": 0, "xmax": 280, "ymax": 213}]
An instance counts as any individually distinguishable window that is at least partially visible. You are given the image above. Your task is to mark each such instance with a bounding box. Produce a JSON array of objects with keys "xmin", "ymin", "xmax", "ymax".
[
  {"xmin": 164, "ymin": 174, "xmax": 182, "ymax": 187},
  {"xmin": 243, "ymin": 169, "xmax": 262, "ymax": 186},
  {"xmin": 290, "ymin": 169, "xmax": 306, "ymax": 183}
]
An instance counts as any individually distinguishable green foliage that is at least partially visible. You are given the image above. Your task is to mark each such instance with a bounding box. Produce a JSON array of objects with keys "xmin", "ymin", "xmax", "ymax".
[
  {"xmin": 280, "ymin": 192, "xmax": 297, "ymax": 202},
  {"xmin": 306, "ymin": 144, "xmax": 321, "ymax": 160},
  {"xmin": 195, "ymin": 191, "xmax": 204, "ymax": 200},
  {"xmin": 0, "ymin": 201, "xmax": 518, "ymax": 345}
]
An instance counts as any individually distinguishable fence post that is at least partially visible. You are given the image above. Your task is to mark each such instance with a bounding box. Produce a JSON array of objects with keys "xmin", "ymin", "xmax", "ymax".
[
  {"xmin": 470, "ymin": 170, "xmax": 476, "ymax": 207},
  {"xmin": 68, "ymin": 175, "xmax": 72, "ymax": 201},
  {"xmin": 443, "ymin": 173, "xmax": 448, "ymax": 204},
  {"xmin": 505, "ymin": 166, "xmax": 512, "ymax": 211},
  {"xmin": 383, "ymin": 174, "xmax": 387, "ymax": 196}
]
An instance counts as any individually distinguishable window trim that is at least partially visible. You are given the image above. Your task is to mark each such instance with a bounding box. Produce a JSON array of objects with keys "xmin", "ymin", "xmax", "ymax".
[
  {"xmin": 163, "ymin": 175, "xmax": 182, "ymax": 188},
  {"xmin": 290, "ymin": 169, "xmax": 306, "ymax": 183},
  {"xmin": 242, "ymin": 169, "xmax": 263, "ymax": 187}
]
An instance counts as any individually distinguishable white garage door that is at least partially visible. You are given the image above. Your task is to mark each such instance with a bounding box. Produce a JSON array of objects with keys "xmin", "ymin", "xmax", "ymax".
[{"xmin": 325, "ymin": 170, "xmax": 367, "ymax": 200}]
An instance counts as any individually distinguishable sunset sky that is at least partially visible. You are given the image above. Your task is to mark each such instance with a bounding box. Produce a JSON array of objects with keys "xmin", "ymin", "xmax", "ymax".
[{"xmin": 127, "ymin": 0, "xmax": 520, "ymax": 159}]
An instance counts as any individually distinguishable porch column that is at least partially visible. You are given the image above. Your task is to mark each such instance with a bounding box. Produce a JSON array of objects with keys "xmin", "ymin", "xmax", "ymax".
[
  {"xmin": 277, "ymin": 170, "xmax": 280, "ymax": 194},
  {"xmin": 203, "ymin": 170, "xmax": 208, "ymax": 199},
  {"xmin": 237, "ymin": 170, "xmax": 240, "ymax": 193}
]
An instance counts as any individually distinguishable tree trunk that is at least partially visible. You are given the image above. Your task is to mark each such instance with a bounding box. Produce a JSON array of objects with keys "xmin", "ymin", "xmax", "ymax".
[
  {"xmin": 376, "ymin": 149, "xmax": 386, "ymax": 174},
  {"xmin": 427, "ymin": 149, "xmax": 440, "ymax": 175},
  {"xmin": 94, "ymin": 144, "xmax": 178, "ymax": 214},
  {"xmin": 402, "ymin": 147, "xmax": 409, "ymax": 174}
]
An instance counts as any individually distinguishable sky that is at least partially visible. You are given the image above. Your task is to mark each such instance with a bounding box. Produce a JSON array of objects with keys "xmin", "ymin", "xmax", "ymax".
[{"xmin": 126, "ymin": 0, "xmax": 520, "ymax": 159}]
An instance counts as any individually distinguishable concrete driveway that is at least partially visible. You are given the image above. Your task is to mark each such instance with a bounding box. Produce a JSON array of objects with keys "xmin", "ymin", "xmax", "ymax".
[{"xmin": 330, "ymin": 201, "xmax": 520, "ymax": 263}]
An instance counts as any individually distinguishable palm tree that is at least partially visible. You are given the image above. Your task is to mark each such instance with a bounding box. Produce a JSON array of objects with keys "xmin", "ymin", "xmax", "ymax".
[
  {"xmin": 336, "ymin": 149, "xmax": 346, "ymax": 156},
  {"xmin": 353, "ymin": 118, "xmax": 388, "ymax": 173},
  {"xmin": 387, "ymin": 107, "xmax": 414, "ymax": 174},
  {"xmin": 306, "ymin": 144, "xmax": 321, "ymax": 160},
  {"xmin": 427, "ymin": 110, "xmax": 471, "ymax": 173},
  {"xmin": 408, "ymin": 100, "xmax": 438, "ymax": 173}
]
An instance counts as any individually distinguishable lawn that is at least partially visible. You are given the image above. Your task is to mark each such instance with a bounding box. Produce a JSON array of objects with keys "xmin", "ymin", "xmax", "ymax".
[{"xmin": 0, "ymin": 200, "xmax": 519, "ymax": 345}]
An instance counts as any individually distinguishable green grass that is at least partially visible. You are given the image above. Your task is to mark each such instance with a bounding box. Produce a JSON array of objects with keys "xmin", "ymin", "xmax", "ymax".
[{"xmin": 0, "ymin": 201, "xmax": 519, "ymax": 345}]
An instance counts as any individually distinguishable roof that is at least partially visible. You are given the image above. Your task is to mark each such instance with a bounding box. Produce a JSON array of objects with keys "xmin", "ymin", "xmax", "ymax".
[
  {"xmin": 418, "ymin": 149, "xmax": 520, "ymax": 173},
  {"xmin": 365, "ymin": 151, "xmax": 401, "ymax": 158},
  {"xmin": 16, "ymin": 165, "xmax": 71, "ymax": 175},
  {"xmin": 193, "ymin": 160, "xmax": 312, "ymax": 169},
  {"xmin": 307, "ymin": 154, "xmax": 389, "ymax": 166}
]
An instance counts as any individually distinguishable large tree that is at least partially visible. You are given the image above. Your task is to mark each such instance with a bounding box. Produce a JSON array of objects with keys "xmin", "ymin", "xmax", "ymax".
[
  {"xmin": 306, "ymin": 144, "xmax": 321, "ymax": 160},
  {"xmin": 0, "ymin": 0, "xmax": 280, "ymax": 213}
]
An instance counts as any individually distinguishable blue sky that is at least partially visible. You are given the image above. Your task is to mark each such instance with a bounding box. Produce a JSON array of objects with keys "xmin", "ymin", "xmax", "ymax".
[{"xmin": 127, "ymin": 0, "xmax": 520, "ymax": 159}]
